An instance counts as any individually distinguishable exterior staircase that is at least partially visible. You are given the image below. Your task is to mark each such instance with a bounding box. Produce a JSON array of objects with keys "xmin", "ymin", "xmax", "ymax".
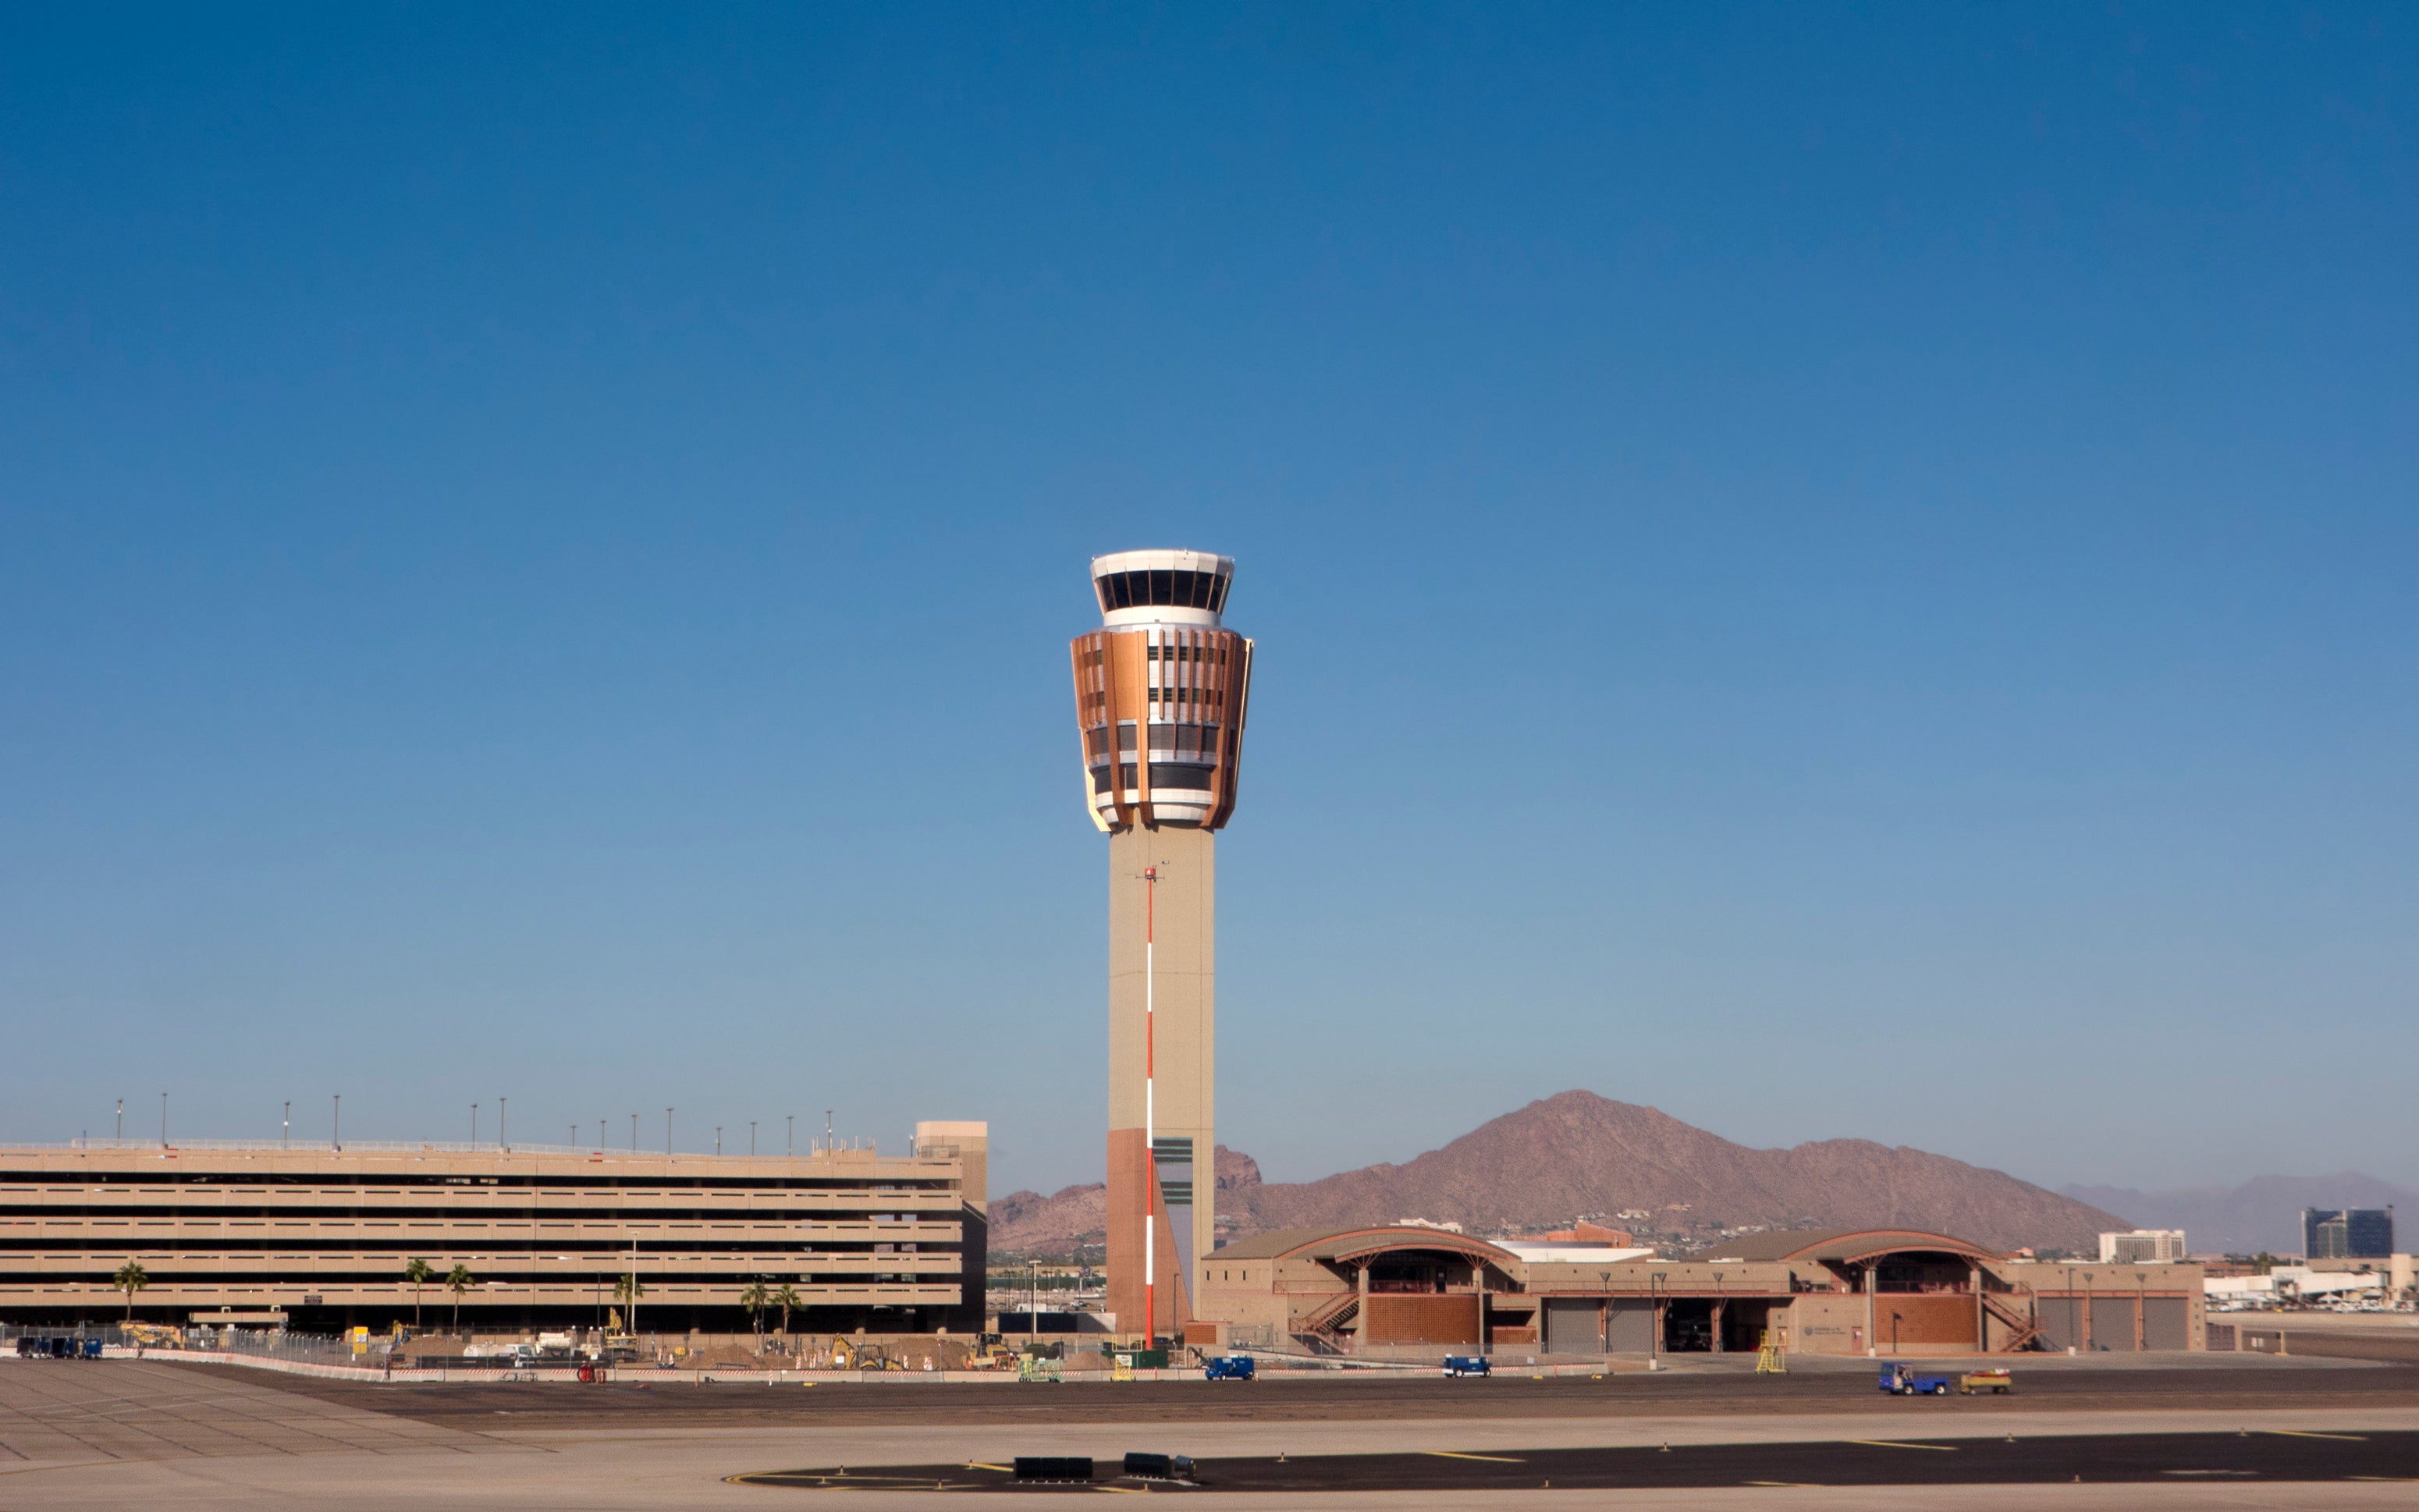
[
  {"xmin": 1292, "ymin": 1291, "xmax": 1361, "ymax": 1354},
  {"xmin": 1984, "ymin": 1291, "xmax": 2044, "ymax": 1352}
]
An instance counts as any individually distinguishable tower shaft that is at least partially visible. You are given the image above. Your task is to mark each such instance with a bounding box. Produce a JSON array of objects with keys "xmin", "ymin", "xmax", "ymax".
[{"xmin": 1105, "ymin": 824, "xmax": 1214, "ymax": 1336}]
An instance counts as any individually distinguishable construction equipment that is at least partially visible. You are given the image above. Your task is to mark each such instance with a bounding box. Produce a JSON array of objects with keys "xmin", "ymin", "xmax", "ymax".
[
  {"xmin": 1017, "ymin": 1351, "xmax": 1063, "ymax": 1384},
  {"xmin": 833, "ymin": 1338, "xmax": 891, "ymax": 1372}
]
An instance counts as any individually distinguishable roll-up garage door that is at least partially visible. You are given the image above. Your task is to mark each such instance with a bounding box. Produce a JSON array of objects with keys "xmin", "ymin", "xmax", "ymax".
[
  {"xmin": 1543, "ymin": 1298, "xmax": 1601, "ymax": 1354},
  {"xmin": 2090, "ymin": 1297, "xmax": 2139, "ymax": 1351},
  {"xmin": 1605, "ymin": 1299, "xmax": 1657, "ymax": 1353},
  {"xmin": 2141, "ymin": 1297, "xmax": 2190, "ymax": 1351},
  {"xmin": 2032, "ymin": 1295, "xmax": 2080, "ymax": 1352}
]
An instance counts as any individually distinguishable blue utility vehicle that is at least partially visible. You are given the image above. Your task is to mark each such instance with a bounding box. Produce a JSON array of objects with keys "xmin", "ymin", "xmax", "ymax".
[
  {"xmin": 1877, "ymin": 1361, "xmax": 1954, "ymax": 1395},
  {"xmin": 1202, "ymin": 1355, "xmax": 1256, "ymax": 1380},
  {"xmin": 1442, "ymin": 1355, "xmax": 1490, "ymax": 1377}
]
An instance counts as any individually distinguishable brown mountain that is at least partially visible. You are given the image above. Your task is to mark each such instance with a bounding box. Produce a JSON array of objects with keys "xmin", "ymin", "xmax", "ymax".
[
  {"xmin": 989, "ymin": 1180, "xmax": 1108, "ymax": 1257},
  {"xmin": 989, "ymin": 1091, "xmax": 2122, "ymax": 1257}
]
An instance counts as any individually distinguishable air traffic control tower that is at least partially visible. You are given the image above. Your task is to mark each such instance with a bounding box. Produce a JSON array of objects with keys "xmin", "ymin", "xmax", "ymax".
[{"xmin": 1069, "ymin": 549, "xmax": 1254, "ymax": 1343}]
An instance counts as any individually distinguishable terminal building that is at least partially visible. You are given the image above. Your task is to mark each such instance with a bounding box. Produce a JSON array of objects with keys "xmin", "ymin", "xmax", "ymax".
[
  {"xmin": 0, "ymin": 1122, "xmax": 986, "ymax": 1333},
  {"xmin": 1192, "ymin": 1225, "xmax": 2205, "ymax": 1357}
]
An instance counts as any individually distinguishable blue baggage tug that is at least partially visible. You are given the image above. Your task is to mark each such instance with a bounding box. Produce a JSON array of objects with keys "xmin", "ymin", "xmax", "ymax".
[{"xmin": 1877, "ymin": 1361, "xmax": 1955, "ymax": 1395}]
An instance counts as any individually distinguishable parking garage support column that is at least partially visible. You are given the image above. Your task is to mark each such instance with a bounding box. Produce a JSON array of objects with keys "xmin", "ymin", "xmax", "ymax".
[
  {"xmin": 1971, "ymin": 1265, "xmax": 1984, "ymax": 1351},
  {"xmin": 1472, "ymin": 1263, "xmax": 1487, "ymax": 1354},
  {"xmin": 1358, "ymin": 1262, "xmax": 1370, "ymax": 1354},
  {"xmin": 1863, "ymin": 1265, "xmax": 1877, "ymax": 1358}
]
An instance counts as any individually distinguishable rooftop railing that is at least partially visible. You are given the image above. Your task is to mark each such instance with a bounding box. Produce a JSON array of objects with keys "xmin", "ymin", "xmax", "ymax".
[{"xmin": 3, "ymin": 1138, "xmax": 905, "ymax": 1159}]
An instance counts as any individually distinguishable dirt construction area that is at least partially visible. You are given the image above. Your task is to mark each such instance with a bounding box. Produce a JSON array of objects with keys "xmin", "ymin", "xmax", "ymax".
[{"xmin": 5, "ymin": 1352, "xmax": 2418, "ymax": 1510}]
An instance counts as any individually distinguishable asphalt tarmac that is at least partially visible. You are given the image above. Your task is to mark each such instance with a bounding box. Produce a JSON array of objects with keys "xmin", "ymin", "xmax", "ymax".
[
  {"xmin": 254, "ymin": 1357, "xmax": 2417, "ymax": 1431},
  {"xmin": 736, "ymin": 1429, "xmax": 2419, "ymax": 1492},
  {"xmin": 12, "ymin": 1357, "xmax": 2419, "ymax": 1510}
]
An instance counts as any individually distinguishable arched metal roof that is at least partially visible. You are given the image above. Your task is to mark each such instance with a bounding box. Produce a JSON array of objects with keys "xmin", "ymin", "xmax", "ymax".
[
  {"xmin": 1212, "ymin": 1225, "xmax": 1521, "ymax": 1267},
  {"xmin": 1682, "ymin": 1228, "xmax": 2005, "ymax": 1266}
]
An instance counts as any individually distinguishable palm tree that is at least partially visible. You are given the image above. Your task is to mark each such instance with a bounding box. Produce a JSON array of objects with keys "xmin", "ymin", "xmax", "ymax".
[
  {"xmin": 770, "ymin": 1282, "xmax": 804, "ymax": 1348},
  {"xmin": 113, "ymin": 1259, "xmax": 149, "ymax": 1322},
  {"xmin": 739, "ymin": 1280, "xmax": 769, "ymax": 1354},
  {"xmin": 403, "ymin": 1258, "xmax": 434, "ymax": 1327},
  {"xmin": 611, "ymin": 1272, "xmax": 645, "ymax": 1333},
  {"xmin": 443, "ymin": 1264, "xmax": 474, "ymax": 1329}
]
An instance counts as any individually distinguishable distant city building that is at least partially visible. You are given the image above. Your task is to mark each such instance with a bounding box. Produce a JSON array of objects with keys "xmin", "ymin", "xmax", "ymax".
[
  {"xmin": 2304, "ymin": 1207, "xmax": 2395, "ymax": 1261},
  {"xmin": 2099, "ymin": 1230, "xmax": 2187, "ymax": 1264}
]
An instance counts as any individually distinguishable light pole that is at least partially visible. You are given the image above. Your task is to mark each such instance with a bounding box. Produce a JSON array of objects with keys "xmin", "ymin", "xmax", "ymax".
[
  {"xmin": 749, "ymin": 1122, "xmax": 756, "ymax": 1158},
  {"xmin": 787, "ymin": 1115, "xmax": 794, "ymax": 1157},
  {"xmin": 115, "ymin": 1099, "xmax": 123, "ymax": 1142},
  {"xmin": 332, "ymin": 1094, "xmax": 340, "ymax": 1151},
  {"xmin": 498, "ymin": 1096, "xmax": 506, "ymax": 1151},
  {"xmin": 282, "ymin": 1100, "xmax": 289, "ymax": 1148},
  {"xmin": 715, "ymin": 1127, "xmax": 722, "ymax": 1156},
  {"xmin": 159, "ymin": 1092, "xmax": 167, "ymax": 1148},
  {"xmin": 1650, "ymin": 1270, "xmax": 1664, "ymax": 1368},
  {"xmin": 2083, "ymin": 1266, "xmax": 2094, "ymax": 1353},
  {"xmin": 471, "ymin": 1104, "xmax": 479, "ymax": 1145},
  {"xmin": 665, "ymin": 1109, "xmax": 673, "ymax": 1155},
  {"xmin": 631, "ymin": 1113, "xmax": 638, "ymax": 1151}
]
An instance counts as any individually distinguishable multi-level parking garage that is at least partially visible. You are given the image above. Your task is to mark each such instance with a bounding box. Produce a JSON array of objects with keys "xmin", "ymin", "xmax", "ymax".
[{"xmin": 0, "ymin": 1121, "xmax": 986, "ymax": 1333}]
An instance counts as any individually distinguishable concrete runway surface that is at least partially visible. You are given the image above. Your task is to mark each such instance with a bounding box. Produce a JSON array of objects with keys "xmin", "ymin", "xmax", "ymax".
[{"xmin": 5, "ymin": 1358, "xmax": 2419, "ymax": 1510}]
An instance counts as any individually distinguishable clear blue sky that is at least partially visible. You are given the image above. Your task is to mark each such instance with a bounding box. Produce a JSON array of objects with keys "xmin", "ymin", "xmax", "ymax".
[{"xmin": 4, "ymin": 4, "xmax": 2414, "ymax": 1201}]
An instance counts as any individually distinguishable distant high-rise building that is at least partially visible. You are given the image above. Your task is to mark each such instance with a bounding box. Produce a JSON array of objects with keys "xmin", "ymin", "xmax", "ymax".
[
  {"xmin": 1068, "ymin": 550, "xmax": 1254, "ymax": 1343},
  {"xmin": 2099, "ymin": 1229, "xmax": 2187, "ymax": 1264},
  {"xmin": 2304, "ymin": 1207, "xmax": 2395, "ymax": 1261}
]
